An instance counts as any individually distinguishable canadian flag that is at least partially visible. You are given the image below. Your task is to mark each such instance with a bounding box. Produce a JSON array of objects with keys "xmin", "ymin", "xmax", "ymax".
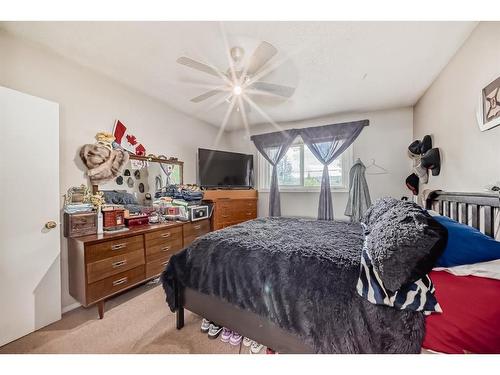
[{"xmin": 113, "ymin": 120, "xmax": 146, "ymax": 156}]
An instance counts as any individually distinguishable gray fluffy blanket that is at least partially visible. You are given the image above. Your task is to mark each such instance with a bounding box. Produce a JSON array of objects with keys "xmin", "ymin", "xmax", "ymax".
[{"xmin": 161, "ymin": 217, "xmax": 424, "ymax": 353}]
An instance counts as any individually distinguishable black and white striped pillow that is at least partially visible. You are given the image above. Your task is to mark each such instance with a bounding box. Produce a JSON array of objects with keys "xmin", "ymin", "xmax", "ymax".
[{"xmin": 356, "ymin": 242, "xmax": 442, "ymax": 315}]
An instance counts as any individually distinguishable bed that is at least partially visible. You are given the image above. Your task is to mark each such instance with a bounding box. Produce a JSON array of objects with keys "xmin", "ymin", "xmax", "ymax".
[
  {"xmin": 422, "ymin": 191, "xmax": 500, "ymax": 354},
  {"xmin": 161, "ymin": 190, "xmax": 500, "ymax": 354}
]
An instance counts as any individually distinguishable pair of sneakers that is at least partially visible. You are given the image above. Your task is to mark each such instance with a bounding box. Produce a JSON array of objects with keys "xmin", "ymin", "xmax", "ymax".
[
  {"xmin": 220, "ymin": 328, "xmax": 242, "ymax": 346},
  {"xmin": 243, "ymin": 337, "xmax": 264, "ymax": 354},
  {"xmin": 201, "ymin": 318, "xmax": 223, "ymax": 339}
]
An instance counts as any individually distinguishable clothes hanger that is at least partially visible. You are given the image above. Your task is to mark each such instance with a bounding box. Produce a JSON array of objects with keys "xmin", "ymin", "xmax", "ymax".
[{"xmin": 365, "ymin": 158, "xmax": 388, "ymax": 175}]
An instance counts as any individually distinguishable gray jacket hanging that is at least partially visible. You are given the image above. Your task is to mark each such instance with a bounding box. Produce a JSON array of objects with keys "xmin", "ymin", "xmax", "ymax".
[{"xmin": 344, "ymin": 158, "xmax": 372, "ymax": 222}]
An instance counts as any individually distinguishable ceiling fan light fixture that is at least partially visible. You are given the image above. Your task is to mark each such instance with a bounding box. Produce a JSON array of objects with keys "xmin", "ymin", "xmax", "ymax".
[
  {"xmin": 178, "ymin": 41, "xmax": 294, "ymax": 105},
  {"xmin": 230, "ymin": 46, "xmax": 245, "ymax": 64},
  {"xmin": 233, "ymin": 85, "xmax": 243, "ymax": 96}
]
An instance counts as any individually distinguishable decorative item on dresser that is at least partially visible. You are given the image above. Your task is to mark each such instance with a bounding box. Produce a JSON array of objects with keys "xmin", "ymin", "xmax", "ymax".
[
  {"xmin": 68, "ymin": 219, "xmax": 210, "ymax": 319},
  {"xmin": 63, "ymin": 212, "xmax": 97, "ymax": 237},
  {"xmin": 202, "ymin": 189, "xmax": 258, "ymax": 231}
]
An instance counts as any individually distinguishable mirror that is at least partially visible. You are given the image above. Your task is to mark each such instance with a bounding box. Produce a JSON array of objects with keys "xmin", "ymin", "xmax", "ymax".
[{"xmin": 96, "ymin": 155, "xmax": 183, "ymax": 206}]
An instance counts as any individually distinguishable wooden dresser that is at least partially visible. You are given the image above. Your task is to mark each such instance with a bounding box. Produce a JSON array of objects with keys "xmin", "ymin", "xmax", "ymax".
[
  {"xmin": 68, "ymin": 219, "xmax": 210, "ymax": 318},
  {"xmin": 203, "ymin": 189, "xmax": 258, "ymax": 230}
]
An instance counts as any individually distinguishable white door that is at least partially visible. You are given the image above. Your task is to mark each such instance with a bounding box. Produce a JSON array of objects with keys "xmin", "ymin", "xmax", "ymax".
[{"xmin": 0, "ymin": 86, "xmax": 61, "ymax": 346}]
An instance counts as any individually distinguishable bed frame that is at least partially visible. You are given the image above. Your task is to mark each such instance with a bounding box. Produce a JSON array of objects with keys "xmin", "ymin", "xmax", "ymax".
[
  {"xmin": 173, "ymin": 190, "xmax": 500, "ymax": 353},
  {"xmin": 425, "ymin": 190, "xmax": 500, "ymax": 238},
  {"xmin": 174, "ymin": 283, "xmax": 315, "ymax": 353}
]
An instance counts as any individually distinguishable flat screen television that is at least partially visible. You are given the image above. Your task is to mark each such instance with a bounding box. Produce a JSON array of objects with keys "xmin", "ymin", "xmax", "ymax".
[{"xmin": 198, "ymin": 148, "xmax": 253, "ymax": 189}]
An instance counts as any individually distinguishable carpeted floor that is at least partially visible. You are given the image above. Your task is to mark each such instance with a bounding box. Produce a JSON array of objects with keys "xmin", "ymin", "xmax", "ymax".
[
  {"xmin": 0, "ymin": 281, "xmax": 434, "ymax": 355},
  {"xmin": 0, "ymin": 281, "xmax": 250, "ymax": 354}
]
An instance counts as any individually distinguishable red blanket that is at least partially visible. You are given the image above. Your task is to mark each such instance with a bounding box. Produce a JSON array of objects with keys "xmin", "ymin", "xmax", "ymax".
[{"xmin": 423, "ymin": 270, "xmax": 500, "ymax": 354}]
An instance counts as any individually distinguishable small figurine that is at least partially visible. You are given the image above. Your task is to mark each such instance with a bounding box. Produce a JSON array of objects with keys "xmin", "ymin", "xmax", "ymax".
[{"xmin": 95, "ymin": 132, "xmax": 115, "ymax": 151}]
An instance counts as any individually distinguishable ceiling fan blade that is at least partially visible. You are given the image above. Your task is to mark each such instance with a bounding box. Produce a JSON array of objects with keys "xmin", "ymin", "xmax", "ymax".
[
  {"xmin": 190, "ymin": 89, "xmax": 223, "ymax": 103},
  {"xmin": 177, "ymin": 56, "xmax": 222, "ymax": 78},
  {"xmin": 246, "ymin": 41, "xmax": 278, "ymax": 75},
  {"xmin": 250, "ymin": 82, "xmax": 295, "ymax": 98},
  {"xmin": 237, "ymin": 98, "xmax": 251, "ymax": 114}
]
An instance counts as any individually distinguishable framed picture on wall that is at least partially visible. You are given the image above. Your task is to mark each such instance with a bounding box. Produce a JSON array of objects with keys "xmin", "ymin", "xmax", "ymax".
[{"xmin": 476, "ymin": 76, "xmax": 500, "ymax": 131}]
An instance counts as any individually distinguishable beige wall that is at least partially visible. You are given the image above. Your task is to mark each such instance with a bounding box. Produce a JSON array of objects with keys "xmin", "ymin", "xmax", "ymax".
[
  {"xmin": 414, "ymin": 22, "xmax": 500, "ymax": 193},
  {"xmin": 0, "ymin": 31, "xmax": 230, "ymax": 311},
  {"xmin": 225, "ymin": 107, "xmax": 414, "ymax": 219},
  {"xmin": 7, "ymin": 19, "xmax": 494, "ymax": 312}
]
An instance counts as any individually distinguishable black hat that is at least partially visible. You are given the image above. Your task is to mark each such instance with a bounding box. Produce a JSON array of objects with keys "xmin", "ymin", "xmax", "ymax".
[
  {"xmin": 408, "ymin": 140, "xmax": 422, "ymax": 157},
  {"xmin": 420, "ymin": 135, "xmax": 432, "ymax": 154},
  {"xmin": 421, "ymin": 148, "xmax": 441, "ymax": 176},
  {"xmin": 405, "ymin": 173, "xmax": 419, "ymax": 195}
]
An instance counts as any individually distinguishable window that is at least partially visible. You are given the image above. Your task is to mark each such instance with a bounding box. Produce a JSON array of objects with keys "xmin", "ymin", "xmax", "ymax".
[{"xmin": 258, "ymin": 139, "xmax": 352, "ymax": 192}]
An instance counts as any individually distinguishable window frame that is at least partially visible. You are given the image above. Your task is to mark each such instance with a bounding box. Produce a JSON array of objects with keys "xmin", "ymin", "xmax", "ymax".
[{"xmin": 257, "ymin": 140, "xmax": 353, "ymax": 193}]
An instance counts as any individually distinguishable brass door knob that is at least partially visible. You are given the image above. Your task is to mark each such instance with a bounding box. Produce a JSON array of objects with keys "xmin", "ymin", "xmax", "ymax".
[{"xmin": 45, "ymin": 221, "xmax": 57, "ymax": 229}]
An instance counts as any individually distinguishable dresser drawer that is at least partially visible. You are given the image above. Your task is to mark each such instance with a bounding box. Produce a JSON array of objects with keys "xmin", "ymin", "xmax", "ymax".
[
  {"xmin": 232, "ymin": 208, "xmax": 257, "ymax": 221},
  {"xmin": 145, "ymin": 226, "xmax": 183, "ymax": 247},
  {"xmin": 215, "ymin": 207, "xmax": 233, "ymax": 222},
  {"xmin": 216, "ymin": 201, "xmax": 232, "ymax": 217},
  {"xmin": 231, "ymin": 202, "xmax": 256, "ymax": 216},
  {"xmin": 87, "ymin": 265, "xmax": 145, "ymax": 304},
  {"xmin": 184, "ymin": 220, "xmax": 210, "ymax": 238},
  {"xmin": 232, "ymin": 199, "xmax": 257, "ymax": 210},
  {"xmin": 86, "ymin": 235, "xmax": 144, "ymax": 263},
  {"xmin": 234, "ymin": 199, "xmax": 256, "ymax": 211},
  {"xmin": 145, "ymin": 257, "xmax": 170, "ymax": 279},
  {"xmin": 86, "ymin": 249, "xmax": 145, "ymax": 284},
  {"xmin": 145, "ymin": 236, "xmax": 183, "ymax": 262},
  {"xmin": 216, "ymin": 200, "xmax": 256, "ymax": 216}
]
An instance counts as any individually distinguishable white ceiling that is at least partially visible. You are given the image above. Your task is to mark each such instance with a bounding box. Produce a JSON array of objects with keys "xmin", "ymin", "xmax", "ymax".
[{"xmin": 1, "ymin": 21, "xmax": 477, "ymax": 130}]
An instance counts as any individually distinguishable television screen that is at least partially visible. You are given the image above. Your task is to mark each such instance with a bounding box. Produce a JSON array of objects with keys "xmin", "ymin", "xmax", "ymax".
[{"xmin": 198, "ymin": 148, "xmax": 253, "ymax": 189}]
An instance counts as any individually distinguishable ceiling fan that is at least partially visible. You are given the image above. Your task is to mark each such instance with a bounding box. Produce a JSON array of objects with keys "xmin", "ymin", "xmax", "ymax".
[{"xmin": 177, "ymin": 41, "xmax": 295, "ymax": 105}]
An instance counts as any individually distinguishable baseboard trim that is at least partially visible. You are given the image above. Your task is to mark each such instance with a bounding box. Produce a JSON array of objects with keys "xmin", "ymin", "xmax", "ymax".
[{"xmin": 62, "ymin": 302, "xmax": 81, "ymax": 314}]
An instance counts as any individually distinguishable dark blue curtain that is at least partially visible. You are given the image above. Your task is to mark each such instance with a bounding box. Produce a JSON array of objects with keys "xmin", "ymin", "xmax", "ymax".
[
  {"xmin": 251, "ymin": 129, "xmax": 299, "ymax": 216},
  {"xmin": 300, "ymin": 120, "xmax": 368, "ymax": 220},
  {"xmin": 251, "ymin": 120, "xmax": 368, "ymax": 219}
]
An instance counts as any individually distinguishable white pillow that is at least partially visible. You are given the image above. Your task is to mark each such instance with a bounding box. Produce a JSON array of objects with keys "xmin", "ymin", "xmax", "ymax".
[{"xmin": 434, "ymin": 259, "xmax": 500, "ymax": 281}]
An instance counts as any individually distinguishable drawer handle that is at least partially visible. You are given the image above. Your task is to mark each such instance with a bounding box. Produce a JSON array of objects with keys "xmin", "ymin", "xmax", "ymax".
[
  {"xmin": 111, "ymin": 243, "xmax": 127, "ymax": 250},
  {"xmin": 161, "ymin": 233, "xmax": 171, "ymax": 238},
  {"xmin": 161, "ymin": 260, "xmax": 169, "ymax": 266},
  {"xmin": 112, "ymin": 260, "xmax": 127, "ymax": 268},
  {"xmin": 221, "ymin": 215, "xmax": 229, "ymax": 218},
  {"xmin": 161, "ymin": 246, "xmax": 171, "ymax": 252},
  {"xmin": 193, "ymin": 224, "xmax": 201, "ymax": 230},
  {"xmin": 112, "ymin": 277, "xmax": 128, "ymax": 286}
]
